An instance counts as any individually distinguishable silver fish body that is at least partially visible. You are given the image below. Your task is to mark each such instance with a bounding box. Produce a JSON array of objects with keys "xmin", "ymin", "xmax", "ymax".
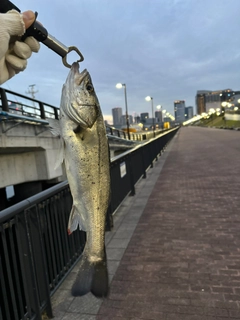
[{"xmin": 59, "ymin": 62, "xmax": 110, "ymax": 297}]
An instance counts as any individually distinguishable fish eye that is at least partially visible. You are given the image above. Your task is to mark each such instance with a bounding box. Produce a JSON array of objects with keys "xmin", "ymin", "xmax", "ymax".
[{"xmin": 86, "ymin": 83, "xmax": 94, "ymax": 93}]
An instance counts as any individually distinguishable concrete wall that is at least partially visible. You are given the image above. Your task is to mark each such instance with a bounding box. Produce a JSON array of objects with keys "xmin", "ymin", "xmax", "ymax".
[{"xmin": 0, "ymin": 121, "xmax": 66, "ymax": 189}]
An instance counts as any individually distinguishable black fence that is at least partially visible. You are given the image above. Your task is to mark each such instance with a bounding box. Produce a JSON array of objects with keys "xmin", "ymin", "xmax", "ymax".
[
  {"xmin": 0, "ymin": 87, "xmax": 172, "ymax": 141},
  {"xmin": 0, "ymin": 127, "xmax": 178, "ymax": 320}
]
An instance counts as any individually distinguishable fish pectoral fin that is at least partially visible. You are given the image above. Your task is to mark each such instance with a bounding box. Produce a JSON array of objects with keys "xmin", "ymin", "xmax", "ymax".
[
  {"xmin": 48, "ymin": 119, "xmax": 61, "ymax": 137},
  {"xmin": 73, "ymin": 124, "xmax": 82, "ymax": 134},
  {"xmin": 67, "ymin": 205, "xmax": 87, "ymax": 233}
]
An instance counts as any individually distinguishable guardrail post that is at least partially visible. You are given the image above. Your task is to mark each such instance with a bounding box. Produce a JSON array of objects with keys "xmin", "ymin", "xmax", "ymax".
[
  {"xmin": 39, "ymin": 102, "xmax": 46, "ymax": 119},
  {"xmin": 149, "ymin": 144, "xmax": 153, "ymax": 168},
  {"xmin": 16, "ymin": 211, "xmax": 43, "ymax": 320},
  {"xmin": 54, "ymin": 107, "xmax": 59, "ymax": 120},
  {"xmin": 105, "ymin": 206, "xmax": 113, "ymax": 231},
  {"xmin": 0, "ymin": 88, "xmax": 9, "ymax": 111},
  {"xmin": 141, "ymin": 148, "xmax": 146, "ymax": 179},
  {"xmin": 28, "ymin": 205, "xmax": 53, "ymax": 318},
  {"xmin": 128, "ymin": 155, "xmax": 135, "ymax": 196}
]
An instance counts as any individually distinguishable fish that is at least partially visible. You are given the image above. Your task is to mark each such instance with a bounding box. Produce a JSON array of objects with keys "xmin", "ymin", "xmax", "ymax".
[{"xmin": 51, "ymin": 62, "xmax": 111, "ymax": 298}]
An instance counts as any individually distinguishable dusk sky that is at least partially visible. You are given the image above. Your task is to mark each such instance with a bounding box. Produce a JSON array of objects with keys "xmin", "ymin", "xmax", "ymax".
[{"xmin": 4, "ymin": 0, "xmax": 240, "ymax": 124}]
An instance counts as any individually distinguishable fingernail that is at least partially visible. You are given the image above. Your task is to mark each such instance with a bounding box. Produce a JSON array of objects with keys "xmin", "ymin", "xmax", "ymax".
[{"xmin": 22, "ymin": 11, "xmax": 35, "ymax": 22}]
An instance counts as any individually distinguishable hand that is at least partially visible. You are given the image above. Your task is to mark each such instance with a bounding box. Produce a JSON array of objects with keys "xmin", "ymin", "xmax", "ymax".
[{"xmin": 0, "ymin": 10, "xmax": 40, "ymax": 85}]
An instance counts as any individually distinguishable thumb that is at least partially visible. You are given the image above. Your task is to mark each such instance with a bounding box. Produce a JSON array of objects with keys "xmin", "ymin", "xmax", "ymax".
[{"xmin": 22, "ymin": 10, "xmax": 35, "ymax": 29}]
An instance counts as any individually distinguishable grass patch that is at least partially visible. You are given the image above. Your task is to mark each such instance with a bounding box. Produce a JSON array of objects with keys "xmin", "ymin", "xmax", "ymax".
[{"xmin": 195, "ymin": 116, "xmax": 240, "ymax": 128}]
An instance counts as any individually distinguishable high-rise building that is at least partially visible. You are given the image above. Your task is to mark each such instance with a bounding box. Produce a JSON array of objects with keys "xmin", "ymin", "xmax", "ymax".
[
  {"xmin": 134, "ymin": 116, "xmax": 140, "ymax": 123},
  {"xmin": 155, "ymin": 111, "xmax": 162, "ymax": 123},
  {"xmin": 195, "ymin": 89, "xmax": 234, "ymax": 115},
  {"xmin": 185, "ymin": 106, "xmax": 194, "ymax": 120},
  {"xmin": 112, "ymin": 107, "xmax": 122, "ymax": 126},
  {"xmin": 120, "ymin": 114, "xmax": 133, "ymax": 126},
  {"xmin": 140, "ymin": 113, "xmax": 149, "ymax": 123},
  {"xmin": 174, "ymin": 100, "xmax": 186, "ymax": 123}
]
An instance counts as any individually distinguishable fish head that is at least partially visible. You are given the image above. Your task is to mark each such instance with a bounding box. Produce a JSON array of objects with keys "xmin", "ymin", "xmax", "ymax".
[{"xmin": 61, "ymin": 62, "xmax": 100, "ymax": 129}]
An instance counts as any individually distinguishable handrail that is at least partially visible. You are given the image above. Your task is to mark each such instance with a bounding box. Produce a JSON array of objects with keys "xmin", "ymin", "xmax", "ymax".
[
  {"xmin": 0, "ymin": 111, "xmax": 50, "ymax": 124},
  {"xmin": 0, "ymin": 87, "xmax": 173, "ymax": 141}
]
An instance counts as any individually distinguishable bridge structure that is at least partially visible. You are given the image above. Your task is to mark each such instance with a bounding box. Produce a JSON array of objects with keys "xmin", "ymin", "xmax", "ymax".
[{"xmin": 0, "ymin": 87, "xmax": 171, "ymax": 210}]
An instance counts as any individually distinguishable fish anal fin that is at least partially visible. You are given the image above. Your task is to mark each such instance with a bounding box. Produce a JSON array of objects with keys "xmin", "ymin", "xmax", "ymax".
[{"xmin": 67, "ymin": 205, "xmax": 87, "ymax": 234}]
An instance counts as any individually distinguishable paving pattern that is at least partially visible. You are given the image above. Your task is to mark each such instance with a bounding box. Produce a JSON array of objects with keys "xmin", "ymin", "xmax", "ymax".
[{"xmin": 52, "ymin": 127, "xmax": 240, "ymax": 320}]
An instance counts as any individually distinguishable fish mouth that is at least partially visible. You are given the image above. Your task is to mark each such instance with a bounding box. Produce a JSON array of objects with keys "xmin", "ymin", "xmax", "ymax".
[
  {"xmin": 65, "ymin": 63, "xmax": 89, "ymax": 85},
  {"xmin": 71, "ymin": 62, "xmax": 79, "ymax": 73}
]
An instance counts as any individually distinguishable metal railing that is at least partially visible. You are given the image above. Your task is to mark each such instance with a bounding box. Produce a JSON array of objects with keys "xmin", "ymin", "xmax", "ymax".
[
  {"xmin": 0, "ymin": 92, "xmax": 178, "ymax": 320},
  {"xmin": 0, "ymin": 87, "xmax": 172, "ymax": 141},
  {"xmin": 0, "ymin": 88, "xmax": 59, "ymax": 120}
]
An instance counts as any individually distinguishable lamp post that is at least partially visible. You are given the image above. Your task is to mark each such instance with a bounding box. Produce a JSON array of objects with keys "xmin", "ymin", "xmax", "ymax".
[
  {"xmin": 116, "ymin": 83, "xmax": 130, "ymax": 140},
  {"xmin": 145, "ymin": 96, "xmax": 155, "ymax": 137}
]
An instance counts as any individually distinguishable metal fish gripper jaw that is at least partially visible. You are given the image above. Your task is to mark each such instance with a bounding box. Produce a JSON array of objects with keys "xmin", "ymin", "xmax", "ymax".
[
  {"xmin": 22, "ymin": 12, "xmax": 85, "ymax": 68},
  {"xmin": 0, "ymin": 0, "xmax": 84, "ymax": 68}
]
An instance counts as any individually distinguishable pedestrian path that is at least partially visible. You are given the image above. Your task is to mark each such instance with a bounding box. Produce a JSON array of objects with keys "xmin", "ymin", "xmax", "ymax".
[{"xmin": 52, "ymin": 127, "xmax": 240, "ymax": 320}]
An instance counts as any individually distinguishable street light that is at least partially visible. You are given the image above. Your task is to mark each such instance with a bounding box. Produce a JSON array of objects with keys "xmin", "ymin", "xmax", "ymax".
[
  {"xmin": 145, "ymin": 96, "xmax": 155, "ymax": 136},
  {"xmin": 116, "ymin": 83, "xmax": 130, "ymax": 139}
]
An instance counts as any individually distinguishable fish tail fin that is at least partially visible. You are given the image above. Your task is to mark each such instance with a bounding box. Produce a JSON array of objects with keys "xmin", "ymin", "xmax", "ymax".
[
  {"xmin": 71, "ymin": 251, "xmax": 109, "ymax": 298},
  {"xmin": 91, "ymin": 254, "xmax": 109, "ymax": 298},
  {"xmin": 71, "ymin": 255, "xmax": 94, "ymax": 296}
]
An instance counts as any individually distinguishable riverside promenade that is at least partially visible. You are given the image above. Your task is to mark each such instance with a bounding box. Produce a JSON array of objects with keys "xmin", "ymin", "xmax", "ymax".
[{"xmin": 52, "ymin": 127, "xmax": 240, "ymax": 320}]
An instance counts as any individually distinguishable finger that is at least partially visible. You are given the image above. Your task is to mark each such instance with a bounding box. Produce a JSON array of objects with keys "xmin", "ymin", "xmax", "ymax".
[
  {"xmin": 5, "ymin": 54, "xmax": 27, "ymax": 71},
  {"xmin": 13, "ymin": 41, "xmax": 32, "ymax": 59},
  {"xmin": 22, "ymin": 10, "xmax": 35, "ymax": 29},
  {"xmin": 24, "ymin": 37, "xmax": 40, "ymax": 53},
  {"xmin": 0, "ymin": 59, "xmax": 11, "ymax": 85}
]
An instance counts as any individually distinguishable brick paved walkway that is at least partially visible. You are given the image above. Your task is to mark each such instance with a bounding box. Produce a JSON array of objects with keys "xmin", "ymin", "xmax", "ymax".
[
  {"xmin": 52, "ymin": 127, "xmax": 240, "ymax": 320},
  {"xmin": 96, "ymin": 127, "xmax": 240, "ymax": 320}
]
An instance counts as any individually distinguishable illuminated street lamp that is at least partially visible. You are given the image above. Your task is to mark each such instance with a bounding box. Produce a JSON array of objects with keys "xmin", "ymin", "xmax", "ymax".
[
  {"xmin": 145, "ymin": 96, "xmax": 155, "ymax": 136},
  {"xmin": 221, "ymin": 101, "xmax": 228, "ymax": 114},
  {"xmin": 116, "ymin": 83, "xmax": 130, "ymax": 139}
]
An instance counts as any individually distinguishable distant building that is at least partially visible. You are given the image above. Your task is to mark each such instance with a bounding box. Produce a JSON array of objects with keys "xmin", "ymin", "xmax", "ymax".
[
  {"xmin": 195, "ymin": 89, "xmax": 235, "ymax": 115},
  {"xmin": 155, "ymin": 111, "xmax": 163, "ymax": 123},
  {"xmin": 164, "ymin": 117, "xmax": 171, "ymax": 123},
  {"xmin": 121, "ymin": 115, "xmax": 133, "ymax": 126},
  {"xmin": 144, "ymin": 118, "xmax": 158, "ymax": 128},
  {"xmin": 185, "ymin": 106, "xmax": 194, "ymax": 120},
  {"xmin": 112, "ymin": 107, "xmax": 122, "ymax": 126},
  {"xmin": 174, "ymin": 100, "xmax": 186, "ymax": 123},
  {"xmin": 140, "ymin": 113, "xmax": 149, "ymax": 123},
  {"xmin": 134, "ymin": 116, "xmax": 140, "ymax": 123}
]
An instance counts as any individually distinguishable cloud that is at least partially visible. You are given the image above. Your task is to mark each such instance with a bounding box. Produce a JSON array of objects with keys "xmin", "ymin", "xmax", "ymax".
[{"xmin": 4, "ymin": 0, "xmax": 240, "ymax": 119}]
